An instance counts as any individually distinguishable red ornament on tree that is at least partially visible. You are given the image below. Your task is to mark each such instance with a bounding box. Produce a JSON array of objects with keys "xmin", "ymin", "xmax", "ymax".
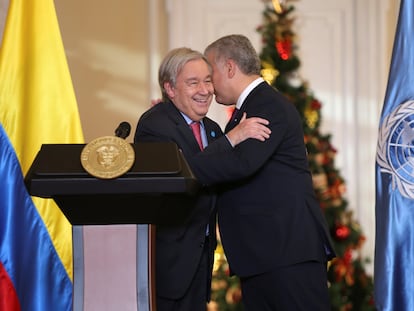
[
  {"xmin": 275, "ymin": 38, "xmax": 292, "ymax": 60},
  {"xmin": 310, "ymin": 99, "xmax": 322, "ymax": 110},
  {"xmin": 335, "ymin": 224, "xmax": 351, "ymax": 240}
]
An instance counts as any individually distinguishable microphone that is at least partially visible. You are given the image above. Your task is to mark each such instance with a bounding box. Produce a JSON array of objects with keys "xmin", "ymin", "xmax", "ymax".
[{"xmin": 114, "ymin": 121, "xmax": 131, "ymax": 139}]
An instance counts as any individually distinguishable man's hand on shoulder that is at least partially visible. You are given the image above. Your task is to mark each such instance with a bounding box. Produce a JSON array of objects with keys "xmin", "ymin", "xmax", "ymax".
[
  {"xmin": 151, "ymin": 98, "xmax": 163, "ymax": 107},
  {"xmin": 226, "ymin": 113, "xmax": 271, "ymax": 146}
]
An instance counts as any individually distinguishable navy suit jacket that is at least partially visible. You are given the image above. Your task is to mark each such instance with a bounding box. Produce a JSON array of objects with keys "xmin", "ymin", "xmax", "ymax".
[
  {"xmin": 187, "ymin": 81, "xmax": 336, "ymax": 277},
  {"xmin": 134, "ymin": 101, "xmax": 222, "ymax": 299}
]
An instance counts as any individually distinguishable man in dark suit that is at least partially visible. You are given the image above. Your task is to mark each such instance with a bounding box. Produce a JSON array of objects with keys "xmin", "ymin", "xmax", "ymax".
[
  {"xmin": 185, "ymin": 35, "xmax": 336, "ymax": 311},
  {"xmin": 134, "ymin": 47, "xmax": 271, "ymax": 311}
]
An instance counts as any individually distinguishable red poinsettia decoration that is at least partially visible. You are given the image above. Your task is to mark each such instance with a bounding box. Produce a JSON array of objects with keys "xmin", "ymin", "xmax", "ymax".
[{"xmin": 333, "ymin": 248, "xmax": 355, "ymax": 285}]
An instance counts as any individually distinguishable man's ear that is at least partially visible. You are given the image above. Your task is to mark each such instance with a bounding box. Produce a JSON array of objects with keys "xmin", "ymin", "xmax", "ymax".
[
  {"xmin": 164, "ymin": 82, "xmax": 175, "ymax": 99},
  {"xmin": 227, "ymin": 59, "xmax": 236, "ymax": 78}
]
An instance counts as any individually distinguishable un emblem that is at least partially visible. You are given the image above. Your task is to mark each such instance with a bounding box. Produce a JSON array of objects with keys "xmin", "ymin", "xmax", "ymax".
[{"xmin": 377, "ymin": 100, "xmax": 414, "ymax": 198}]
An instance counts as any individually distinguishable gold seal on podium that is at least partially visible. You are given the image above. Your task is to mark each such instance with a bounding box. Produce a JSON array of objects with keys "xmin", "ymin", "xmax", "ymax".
[{"xmin": 80, "ymin": 136, "xmax": 135, "ymax": 179}]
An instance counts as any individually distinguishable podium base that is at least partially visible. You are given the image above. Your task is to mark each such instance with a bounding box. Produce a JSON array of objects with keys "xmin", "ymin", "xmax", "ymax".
[{"xmin": 73, "ymin": 224, "xmax": 156, "ymax": 311}]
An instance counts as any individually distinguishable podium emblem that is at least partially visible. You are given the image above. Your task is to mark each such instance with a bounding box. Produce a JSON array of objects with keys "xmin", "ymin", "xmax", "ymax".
[{"xmin": 81, "ymin": 136, "xmax": 135, "ymax": 179}]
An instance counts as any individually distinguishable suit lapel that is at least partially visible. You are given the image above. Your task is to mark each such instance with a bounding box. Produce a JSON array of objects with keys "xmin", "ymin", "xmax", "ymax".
[
  {"xmin": 224, "ymin": 82, "xmax": 267, "ymax": 133},
  {"xmin": 164, "ymin": 101, "xmax": 203, "ymax": 153},
  {"xmin": 204, "ymin": 119, "xmax": 220, "ymax": 146},
  {"xmin": 164, "ymin": 101, "xmax": 223, "ymax": 151},
  {"xmin": 225, "ymin": 108, "xmax": 243, "ymax": 133}
]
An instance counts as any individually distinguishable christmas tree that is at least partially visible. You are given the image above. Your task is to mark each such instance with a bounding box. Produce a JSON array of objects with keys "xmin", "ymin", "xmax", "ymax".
[{"xmin": 208, "ymin": 1, "xmax": 375, "ymax": 310}]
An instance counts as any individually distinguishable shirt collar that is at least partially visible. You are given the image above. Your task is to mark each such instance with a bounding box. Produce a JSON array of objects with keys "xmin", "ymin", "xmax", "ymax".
[
  {"xmin": 180, "ymin": 112, "xmax": 204, "ymax": 128},
  {"xmin": 236, "ymin": 77, "xmax": 264, "ymax": 109}
]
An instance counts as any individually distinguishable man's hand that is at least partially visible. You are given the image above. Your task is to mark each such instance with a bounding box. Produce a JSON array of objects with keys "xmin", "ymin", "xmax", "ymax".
[
  {"xmin": 151, "ymin": 98, "xmax": 163, "ymax": 106},
  {"xmin": 226, "ymin": 113, "xmax": 271, "ymax": 146}
]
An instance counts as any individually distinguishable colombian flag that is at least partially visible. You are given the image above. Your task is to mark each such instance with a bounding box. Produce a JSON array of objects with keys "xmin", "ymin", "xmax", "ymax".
[{"xmin": 0, "ymin": 0, "xmax": 84, "ymax": 309}]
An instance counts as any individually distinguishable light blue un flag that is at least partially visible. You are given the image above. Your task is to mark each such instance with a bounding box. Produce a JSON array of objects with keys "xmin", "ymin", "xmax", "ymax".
[{"xmin": 375, "ymin": 0, "xmax": 414, "ymax": 310}]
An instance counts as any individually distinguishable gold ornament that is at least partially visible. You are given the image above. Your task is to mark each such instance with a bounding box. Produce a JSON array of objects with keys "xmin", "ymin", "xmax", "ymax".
[
  {"xmin": 272, "ymin": 0, "xmax": 283, "ymax": 13},
  {"xmin": 261, "ymin": 61, "xmax": 279, "ymax": 84},
  {"xmin": 305, "ymin": 106, "xmax": 319, "ymax": 129},
  {"xmin": 261, "ymin": 68, "xmax": 279, "ymax": 85}
]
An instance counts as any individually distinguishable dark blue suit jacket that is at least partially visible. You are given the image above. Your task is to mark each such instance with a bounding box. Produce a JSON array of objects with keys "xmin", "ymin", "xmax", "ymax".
[
  {"xmin": 134, "ymin": 101, "xmax": 222, "ymax": 299},
  {"xmin": 187, "ymin": 81, "xmax": 336, "ymax": 277}
]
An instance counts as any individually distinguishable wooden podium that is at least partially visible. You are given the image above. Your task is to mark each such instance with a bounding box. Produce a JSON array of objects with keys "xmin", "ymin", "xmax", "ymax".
[{"xmin": 25, "ymin": 142, "xmax": 199, "ymax": 311}]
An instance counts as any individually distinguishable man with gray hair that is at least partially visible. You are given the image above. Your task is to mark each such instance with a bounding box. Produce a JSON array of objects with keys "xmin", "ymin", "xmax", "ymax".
[{"xmin": 186, "ymin": 34, "xmax": 336, "ymax": 311}]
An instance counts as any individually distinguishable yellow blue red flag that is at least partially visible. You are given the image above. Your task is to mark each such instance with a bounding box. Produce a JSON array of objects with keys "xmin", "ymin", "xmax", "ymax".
[{"xmin": 0, "ymin": 0, "xmax": 84, "ymax": 309}]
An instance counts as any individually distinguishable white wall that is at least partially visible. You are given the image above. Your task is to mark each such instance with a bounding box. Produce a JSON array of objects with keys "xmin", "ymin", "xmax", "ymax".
[{"xmin": 54, "ymin": 0, "xmax": 168, "ymax": 142}]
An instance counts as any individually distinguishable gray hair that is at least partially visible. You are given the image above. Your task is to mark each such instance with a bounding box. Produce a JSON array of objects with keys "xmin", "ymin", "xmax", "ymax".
[
  {"xmin": 204, "ymin": 34, "xmax": 261, "ymax": 75},
  {"xmin": 159, "ymin": 47, "xmax": 211, "ymax": 101}
]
